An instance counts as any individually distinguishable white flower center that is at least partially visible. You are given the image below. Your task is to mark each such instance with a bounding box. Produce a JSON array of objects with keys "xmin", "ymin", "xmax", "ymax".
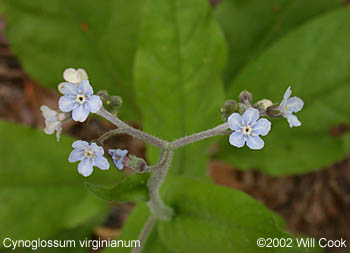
[
  {"xmin": 76, "ymin": 94, "xmax": 86, "ymax": 104},
  {"xmin": 84, "ymin": 149, "xmax": 94, "ymax": 158},
  {"xmin": 242, "ymin": 125, "xmax": 252, "ymax": 136}
]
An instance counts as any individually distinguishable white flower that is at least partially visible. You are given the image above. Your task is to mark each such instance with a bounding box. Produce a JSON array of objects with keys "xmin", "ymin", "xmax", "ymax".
[
  {"xmin": 40, "ymin": 105, "xmax": 65, "ymax": 141},
  {"xmin": 228, "ymin": 108, "xmax": 271, "ymax": 150},
  {"xmin": 280, "ymin": 86, "xmax": 304, "ymax": 127},
  {"xmin": 58, "ymin": 68, "xmax": 88, "ymax": 94},
  {"xmin": 68, "ymin": 140, "xmax": 110, "ymax": 177}
]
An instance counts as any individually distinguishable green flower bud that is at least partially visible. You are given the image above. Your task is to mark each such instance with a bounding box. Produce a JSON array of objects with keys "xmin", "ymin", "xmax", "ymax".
[
  {"xmin": 98, "ymin": 90, "xmax": 123, "ymax": 116},
  {"xmin": 254, "ymin": 99, "xmax": 273, "ymax": 111},
  {"xmin": 239, "ymin": 90, "xmax": 252, "ymax": 104},
  {"xmin": 266, "ymin": 104, "xmax": 283, "ymax": 118},
  {"xmin": 220, "ymin": 100, "xmax": 239, "ymax": 121},
  {"xmin": 126, "ymin": 155, "xmax": 147, "ymax": 173}
]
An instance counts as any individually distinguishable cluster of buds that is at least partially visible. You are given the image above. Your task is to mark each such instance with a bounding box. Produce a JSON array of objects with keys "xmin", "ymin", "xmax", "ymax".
[{"xmin": 222, "ymin": 87, "xmax": 304, "ymax": 150}]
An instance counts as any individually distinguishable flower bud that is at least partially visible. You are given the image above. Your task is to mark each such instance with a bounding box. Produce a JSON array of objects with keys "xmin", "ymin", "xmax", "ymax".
[
  {"xmin": 266, "ymin": 104, "xmax": 283, "ymax": 118},
  {"xmin": 239, "ymin": 90, "xmax": 252, "ymax": 104},
  {"xmin": 220, "ymin": 100, "xmax": 239, "ymax": 121},
  {"xmin": 98, "ymin": 90, "xmax": 123, "ymax": 115},
  {"xmin": 126, "ymin": 155, "xmax": 147, "ymax": 173},
  {"xmin": 254, "ymin": 99, "xmax": 273, "ymax": 111}
]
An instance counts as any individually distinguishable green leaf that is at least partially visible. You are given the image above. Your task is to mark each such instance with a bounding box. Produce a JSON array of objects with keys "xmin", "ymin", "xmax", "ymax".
[
  {"xmin": 0, "ymin": 0, "xmax": 143, "ymax": 120},
  {"xmin": 103, "ymin": 203, "xmax": 150, "ymax": 253},
  {"xmin": 0, "ymin": 121, "xmax": 124, "ymax": 242},
  {"xmin": 214, "ymin": 0, "xmax": 344, "ymax": 87},
  {"xmin": 133, "ymin": 0, "xmax": 226, "ymax": 179},
  {"xmin": 86, "ymin": 173, "xmax": 149, "ymax": 202},
  {"xmin": 217, "ymin": 7, "xmax": 350, "ymax": 175},
  {"xmin": 0, "ymin": 215, "xmax": 105, "ymax": 253},
  {"xmin": 106, "ymin": 177, "xmax": 321, "ymax": 252}
]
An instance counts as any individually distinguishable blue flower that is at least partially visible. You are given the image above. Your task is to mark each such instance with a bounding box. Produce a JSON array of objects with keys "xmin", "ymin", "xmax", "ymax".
[
  {"xmin": 228, "ymin": 108, "xmax": 271, "ymax": 150},
  {"xmin": 68, "ymin": 140, "xmax": 109, "ymax": 177},
  {"xmin": 109, "ymin": 149, "xmax": 128, "ymax": 170},
  {"xmin": 58, "ymin": 80, "xmax": 102, "ymax": 122},
  {"xmin": 280, "ymin": 86, "xmax": 304, "ymax": 127}
]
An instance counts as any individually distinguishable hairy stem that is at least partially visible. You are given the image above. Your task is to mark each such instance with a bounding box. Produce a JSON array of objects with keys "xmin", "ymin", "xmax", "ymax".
[
  {"xmin": 97, "ymin": 109, "xmax": 168, "ymax": 149},
  {"xmin": 132, "ymin": 216, "xmax": 155, "ymax": 253},
  {"xmin": 147, "ymin": 150, "xmax": 174, "ymax": 220},
  {"xmin": 170, "ymin": 122, "xmax": 230, "ymax": 149}
]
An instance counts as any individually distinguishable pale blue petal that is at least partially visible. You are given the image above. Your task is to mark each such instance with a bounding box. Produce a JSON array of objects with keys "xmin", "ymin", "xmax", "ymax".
[
  {"xmin": 90, "ymin": 143, "xmax": 104, "ymax": 156},
  {"xmin": 242, "ymin": 108, "xmax": 259, "ymax": 125},
  {"xmin": 59, "ymin": 96, "xmax": 78, "ymax": 112},
  {"xmin": 120, "ymin": 150, "xmax": 128, "ymax": 156},
  {"xmin": 72, "ymin": 104, "xmax": 90, "ymax": 122},
  {"xmin": 85, "ymin": 95, "xmax": 102, "ymax": 113},
  {"xmin": 94, "ymin": 156, "xmax": 110, "ymax": 171},
  {"xmin": 227, "ymin": 113, "xmax": 242, "ymax": 131},
  {"xmin": 72, "ymin": 140, "xmax": 89, "ymax": 149},
  {"xmin": 113, "ymin": 158, "xmax": 124, "ymax": 170},
  {"xmin": 68, "ymin": 149, "xmax": 84, "ymax": 162},
  {"xmin": 252, "ymin": 118, "xmax": 271, "ymax": 136},
  {"xmin": 283, "ymin": 86, "xmax": 292, "ymax": 100},
  {"xmin": 246, "ymin": 135, "xmax": 264, "ymax": 150},
  {"xmin": 55, "ymin": 125, "xmax": 62, "ymax": 142},
  {"xmin": 79, "ymin": 80, "xmax": 93, "ymax": 96},
  {"xmin": 229, "ymin": 131, "xmax": 245, "ymax": 148},
  {"xmin": 59, "ymin": 82, "xmax": 78, "ymax": 96},
  {"xmin": 108, "ymin": 149, "xmax": 117, "ymax": 156},
  {"xmin": 286, "ymin": 97, "xmax": 304, "ymax": 113},
  {"xmin": 78, "ymin": 158, "xmax": 94, "ymax": 177},
  {"xmin": 287, "ymin": 114, "xmax": 301, "ymax": 128}
]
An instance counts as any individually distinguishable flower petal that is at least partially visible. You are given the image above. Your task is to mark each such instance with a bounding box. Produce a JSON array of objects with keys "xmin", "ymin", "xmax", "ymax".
[
  {"xmin": 68, "ymin": 149, "xmax": 84, "ymax": 162},
  {"xmin": 58, "ymin": 82, "xmax": 78, "ymax": 96},
  {"xmin": 252, "ymin": 118, "xmax": 271, "ymax": 136},
  {"xmin": 77, "ymin": 68, "xmax": 88, "ymax": 81},
  {"xmin": 85, "ymin": 95, "xmax": 102, "ymax": 113},
  {"xmin": 78, "ymin": 158, "xmax": 94, "ymax": 177},
  {"xmin": 229, "ymin": 131, "xmax": 245, "ymax": 148},
  {"xmin": 55, "ymin": 125, "xmax": 62, "ymax": 142},
  {"xmin": 44, "ymin": 121, "xmax": 60, "ymax": 135},
  {"xmin": 286, "ymin": 114, "xmax": 301, "ymax": 128},
  {"xmin": 72, "ymin": 104, "xmax": 90, "ymax": 122},
  {"xmin": 286, "ymin": 96, "xmax": 304, "ymax": 113},
  {"xmin": 94, "ymin": 156, "xmax": 110, "ymax": 171},
  {"xmin": 40, "ymin": 105, "xmax": 57, "ymax": 118},
  {"xmin": 246, "ymin": 135, "xmax": 264, "ymax": 150},
  {"xmin": 79, "ymin": 80, "xmax": 93, "ymax": 96},
  {"xmin": 242, "ymin": 108, "xmax": 259, "ymax": 125},
  {"xmin": 90, "ymin": 143, "xmax": 104, "ymax": 156},
  {"xmin": 112, "ymin": 158, "xmax": 124, "ymax": 170},
  {"xmin": 59, "ymin": 96, "xmax": 78, "ymax": 112},
  {"xmin": 228, "ymin": 113, "xmax": 242, "ymax": 131},
  {"xmin": 283, "ymin": 86, "xmax": 292, "ymax": 100},
  {"xmin": 72, "ymin": 140, "xmax": 89, "ymax": 149},
  {"xmin": 63, "ymin": 68, "xmax": 80, "ymax": 83}
]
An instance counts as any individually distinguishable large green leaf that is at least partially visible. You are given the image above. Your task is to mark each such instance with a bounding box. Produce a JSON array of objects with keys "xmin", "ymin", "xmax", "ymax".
[
  {"xmin": 217, "ymin": 7, "xmax": 350, "ymax": 175},
  {"xmin": 86, "ymin": 173, "xmax": 149, "ymax": 202},
  {"xmin": 0, "ymin": 0, "xmax": 143, "ymax": 120},
  {"xmin": 107, "ymin": 177, "xmax": 320, "ymax": 252},
  {"xmin": 0, "ymin": 121, "xmax": 126, "ymax": 242},
  {"xmin": 133, "ymin": 0, "xmax": 226, "ymax": 178},
  {"xmin": 214, "ymin": 0, "xmax": 344, "ymax": 87}
]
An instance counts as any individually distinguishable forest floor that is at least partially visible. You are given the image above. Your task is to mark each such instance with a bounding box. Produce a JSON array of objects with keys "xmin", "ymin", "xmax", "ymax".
[{"xmin": 0, "ymin": 16, "xmax": 349, "ymax": 253}]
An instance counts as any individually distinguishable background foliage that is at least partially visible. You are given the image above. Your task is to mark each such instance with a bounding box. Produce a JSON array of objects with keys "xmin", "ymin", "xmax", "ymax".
[{"xmin": 0, "ymin": 0, "xmax": 349, "ymax": 252}]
